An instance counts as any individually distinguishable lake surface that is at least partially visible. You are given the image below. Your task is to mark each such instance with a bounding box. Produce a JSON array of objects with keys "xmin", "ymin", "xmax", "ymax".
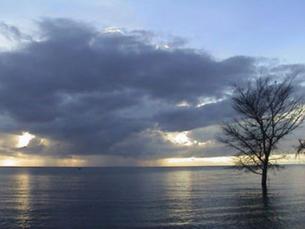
[{"xmin": 0, "ymin": 166, "xmax": 305, "ymax": 228}]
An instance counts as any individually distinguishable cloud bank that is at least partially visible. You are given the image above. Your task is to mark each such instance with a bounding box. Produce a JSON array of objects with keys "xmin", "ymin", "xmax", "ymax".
[{"xmin": 0, "ymin": 18, "xmax": 303, "ymax": 161}]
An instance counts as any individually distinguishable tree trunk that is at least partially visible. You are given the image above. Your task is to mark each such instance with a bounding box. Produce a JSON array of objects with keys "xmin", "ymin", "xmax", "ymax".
[{"xmin": 261, "ymin": 162, "xmax": 268, "ymax": 197}]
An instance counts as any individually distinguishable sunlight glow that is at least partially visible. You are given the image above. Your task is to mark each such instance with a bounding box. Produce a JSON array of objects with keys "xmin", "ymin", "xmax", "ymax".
[
  {"xmin": 196, "ymin": 97, "xmax": 225, "ymax": 107},
  {"xmin": 0, "ymin": 154, "xmax": 87, "ymax": 167},
  {"xmin": 163, "ymin": 131, "xmax": 211, "ymax": 147},
  {"xmin": 165, "ymin": 131, "xmax": 193, "ymax": 146},
  {"xmin": 1, "ymin": 159, "xmax": 16, "ymax": 166},
  {"xmin": 17, "ymin": 132, "xmax": 35, "ymax": 148},
  {"xmin": 103, "ymin": 27, "xmax": 122, "ymax": 33},
  {"xmin": 176, "ymin": 100, "xmax": 191, "ymax": 107},
  {"xmin": 161, "ymin": 156, "xmax": 235, "ymax": 166},
  {"xmin": 160, "ymin": 154, "xmax": 305, "ymax": 167},
  {"xmin": 0, "ymin": 151, "xmax": 304, "ymax": 167}
]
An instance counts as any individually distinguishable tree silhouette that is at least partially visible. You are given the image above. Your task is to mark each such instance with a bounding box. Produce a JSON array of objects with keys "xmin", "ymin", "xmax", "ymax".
[
  {"xmin": 297, "ymin": 139, "xmax": 305, "ymax": 154},
  {"xmin": 219, "ymin": 77, "xmax": 305, "ymax": 194}
]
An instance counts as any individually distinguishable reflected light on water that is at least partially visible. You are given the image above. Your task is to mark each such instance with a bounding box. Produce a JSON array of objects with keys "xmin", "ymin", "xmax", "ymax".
[
  {"xmin": 15, "ymin": 173, "xmax": 31, "ymax": 228},
  {"xmin": 0, "ymin": 167, "xmax": 305, "ymax": 228},
  {"xmin": 164, "ymin": 169, "xmax": 193, "ymax": 225}
]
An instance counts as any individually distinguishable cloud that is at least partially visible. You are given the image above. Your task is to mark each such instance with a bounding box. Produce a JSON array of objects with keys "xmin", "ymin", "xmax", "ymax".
[
  {"xmin": 0, "ymin": 18, "xmax": 303, "ymax": 159},
  {"xmin": 155, "ymin": 99, "xmax": 234, "ymax": 131}
]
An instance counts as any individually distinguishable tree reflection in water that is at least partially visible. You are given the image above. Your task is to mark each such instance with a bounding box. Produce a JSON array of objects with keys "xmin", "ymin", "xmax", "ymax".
[{"xmin": 232, "ymin": 189, "xmax": 285, "ymax": 229}]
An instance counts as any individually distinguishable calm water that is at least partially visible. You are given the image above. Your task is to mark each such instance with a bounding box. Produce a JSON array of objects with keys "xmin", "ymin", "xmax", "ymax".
[{"xmin": 0, "ymin": 166, "xmax": 305, "ymax": 229}]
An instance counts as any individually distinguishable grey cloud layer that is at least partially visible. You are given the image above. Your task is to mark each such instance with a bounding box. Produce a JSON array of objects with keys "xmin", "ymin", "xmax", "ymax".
[{"xmin": 0, "ymin": 18, "xmax": 299, "ymax": 158}]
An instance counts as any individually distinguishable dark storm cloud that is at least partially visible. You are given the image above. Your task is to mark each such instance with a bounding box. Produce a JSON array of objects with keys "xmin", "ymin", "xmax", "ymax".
[{"xmin": 0, "ymin": 18, "xmax": 301, "ymax": 157}]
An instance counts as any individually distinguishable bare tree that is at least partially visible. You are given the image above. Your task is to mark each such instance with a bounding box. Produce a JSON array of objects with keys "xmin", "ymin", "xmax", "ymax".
[
  {"xmin": 219, "ymin": 76, "xmax": 305, "ymax": 193},
  {"xmin": 297, "ymin": 139, "xmax": 305, "ymax": 154}
]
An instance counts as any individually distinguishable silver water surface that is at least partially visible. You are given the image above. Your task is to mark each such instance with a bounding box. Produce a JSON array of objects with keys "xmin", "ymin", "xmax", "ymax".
[{"xmin": 0, "ymin": 166, "xmax": 304, "ymax": 228}]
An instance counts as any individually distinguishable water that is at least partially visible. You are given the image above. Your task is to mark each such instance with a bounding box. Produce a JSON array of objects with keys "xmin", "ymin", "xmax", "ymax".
[{"xmin": 0, "ymin": 166, "xmax": 305, "ymax": 228}]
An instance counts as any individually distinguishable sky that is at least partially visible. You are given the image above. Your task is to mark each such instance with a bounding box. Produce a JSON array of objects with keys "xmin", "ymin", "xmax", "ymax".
[{"xmin": 0, "ymin": 0, "xmax": 305, "ymax": 166}]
